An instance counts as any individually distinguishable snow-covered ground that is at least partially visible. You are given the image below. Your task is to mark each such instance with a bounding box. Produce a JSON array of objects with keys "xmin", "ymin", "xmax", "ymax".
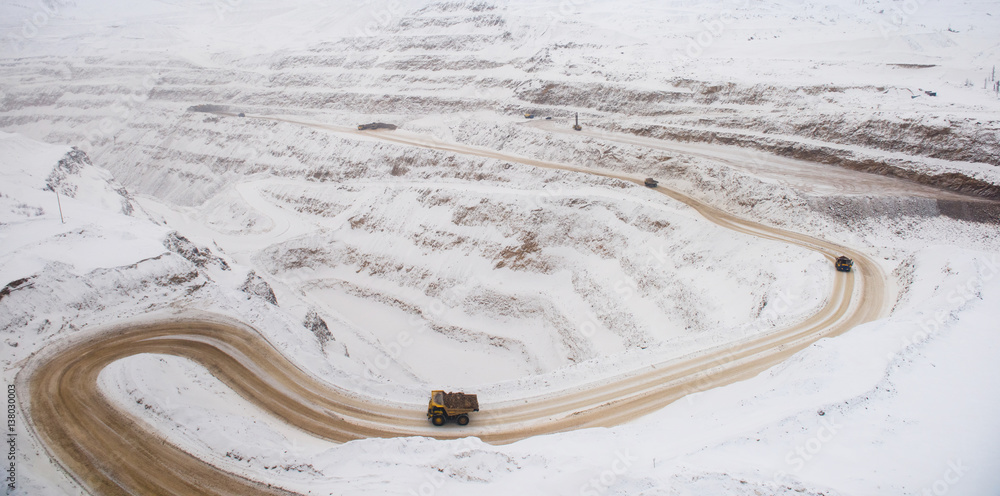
[{"xmin": 2, "ymin": 1, "xmax": 1000, "ymax": 495}]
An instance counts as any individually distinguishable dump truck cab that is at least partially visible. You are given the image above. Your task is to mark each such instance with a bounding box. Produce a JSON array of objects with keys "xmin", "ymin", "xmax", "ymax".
[
  {"xmin": 427, "ymin": 390, "xmax": 479, "ymax": 426},
  {"xmin": 835, "ymin": 256, "xmax": 853, "ymax": 272}
]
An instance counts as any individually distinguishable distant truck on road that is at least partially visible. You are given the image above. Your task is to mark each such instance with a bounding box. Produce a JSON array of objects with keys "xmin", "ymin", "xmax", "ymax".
[
  {"xmin": 357, "ymin": 122, "xmax": 398, "ymax": 131},
  {"xmin": 644, "ymin": 178, "xmax": 659, "ymax": 188},
  {"xmin": 427, "ymin": 390, "xmax": 479, "ymax": 426},
  {"xmin": 835, "ymin": 256, "xmax": 853, "ymax": 272}
]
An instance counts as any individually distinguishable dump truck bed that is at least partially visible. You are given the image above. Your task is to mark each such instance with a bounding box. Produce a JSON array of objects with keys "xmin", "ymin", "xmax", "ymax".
[{"xmin": 441, "ymin": 392, "xmax": 479, "ymax": 413}]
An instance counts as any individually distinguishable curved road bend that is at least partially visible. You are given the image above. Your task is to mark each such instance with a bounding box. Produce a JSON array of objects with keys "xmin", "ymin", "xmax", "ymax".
[{"xmin": 25, "ymin": 116, "xmax": 890, "ymax": 495}]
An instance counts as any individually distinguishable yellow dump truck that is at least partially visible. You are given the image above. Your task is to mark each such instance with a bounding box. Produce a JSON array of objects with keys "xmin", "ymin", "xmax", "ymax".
[{"xmin": 427, "ymin": 390, "xmax": 479, "ymax": 426}]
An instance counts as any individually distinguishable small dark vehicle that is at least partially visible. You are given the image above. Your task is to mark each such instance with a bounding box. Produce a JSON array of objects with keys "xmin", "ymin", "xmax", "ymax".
[
  {"xmin": 427, "ymin": 391, "xmax": 479, "ymax": 426},
  {"xmin": 644, "ymin": 178, "xmax": 658, "ymax": 188},
  {"xmin": 358, "ymin": 122, "xmax": 398, "ymax": 131},
  {"xmin": 835, "ymin": 256, "xmax": 853, "ymax": 272}
]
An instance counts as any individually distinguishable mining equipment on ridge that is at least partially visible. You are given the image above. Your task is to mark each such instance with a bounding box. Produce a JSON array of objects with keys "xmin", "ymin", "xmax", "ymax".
[{"xmin": 357, "ymin": 122, "xmax": 398, "ymax": 131}]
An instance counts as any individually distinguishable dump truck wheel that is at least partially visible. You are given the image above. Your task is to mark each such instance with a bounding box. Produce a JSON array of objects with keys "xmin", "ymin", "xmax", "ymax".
[
  {"xmin": 432, "ymin": 415, "xmax": 446, "ymax": 426},
  {"xmin": 456, "ymin": 415, "xmax": 470, "ymax": 426}
]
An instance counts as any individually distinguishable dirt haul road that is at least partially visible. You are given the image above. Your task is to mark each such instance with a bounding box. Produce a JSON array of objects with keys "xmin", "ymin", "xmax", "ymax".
[{"xmin": 24, "ymin": 114, "xmax": 891, "ymax": 495}]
